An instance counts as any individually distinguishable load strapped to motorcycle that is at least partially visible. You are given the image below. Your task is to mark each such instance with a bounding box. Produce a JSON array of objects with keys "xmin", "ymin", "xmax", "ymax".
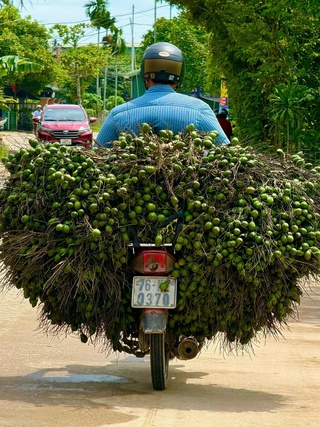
[{"xmin": 1, "ymin": 126, "xmax": 320, "ymax": 389}]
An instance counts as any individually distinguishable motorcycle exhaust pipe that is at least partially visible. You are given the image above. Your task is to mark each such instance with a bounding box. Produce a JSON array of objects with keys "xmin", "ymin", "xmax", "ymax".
[{"xmin": 177, "ymin": 337, "xmax": 200, "ymax": 360}]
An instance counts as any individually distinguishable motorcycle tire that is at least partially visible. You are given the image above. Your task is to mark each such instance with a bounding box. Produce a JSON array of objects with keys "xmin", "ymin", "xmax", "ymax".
[{"xmin": 150, "ymin": 333, "xmax": 168, "ymax": 390}]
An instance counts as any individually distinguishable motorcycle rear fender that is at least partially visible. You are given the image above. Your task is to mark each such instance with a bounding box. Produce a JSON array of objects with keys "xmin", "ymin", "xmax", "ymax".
[{"xmin": 141, "ymin": 308, "xmax": 168, "ymax": 333}]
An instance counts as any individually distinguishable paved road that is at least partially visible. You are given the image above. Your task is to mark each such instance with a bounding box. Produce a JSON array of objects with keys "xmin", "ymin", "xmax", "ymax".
[
  {"xmin": 1, "ymin": 280, "xmax": 320, "ymax": 427},
  {"xmin": 0, "ymin": 130, "xmax": 320, "ymax": 426},
  {"xmin": 0, "ymin": 130, "xmax": 99, "ymax": 149}
]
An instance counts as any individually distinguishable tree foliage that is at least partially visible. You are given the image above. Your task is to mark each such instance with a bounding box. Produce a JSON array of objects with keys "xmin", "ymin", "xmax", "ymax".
[
  {"xmin": 50, "ymin": 24, "xmax": 112, "ymax": 104},
  {"xmin": 0, "ymin": 87, "xmax": 16, "ymax": 112},
  {"xmin": 169, "ymin": 0, "xmax": 320, "ymax": 158},
  {"xmin": 102, "ymin": 54, "xmax": 132, "ymax": 101},
  {"xmin": 0, "ymin": 55, "xmax": 41, "ymax": 78},
  {"xmin": 50, "ymin": 23, "xmax": 91, "ymax": 49},
  {"xmin": 83, "ymin": 1, "xmax": 126, "ymax": 100},
  {"xmin": 56, "ymin": 44, "xmax": 109, "ymax": 105},
  {"xmin": 84, "ymin": 0, "xmax": 116, "ymax": 38},
  {"xmin": 0, "ymin": 54, "xmax": 42, "ymax": 108},
  {"xmin": 82, "ymin": 92, "xmax": 103, "ymax": 115},
  {"xmin": 0, "ymin": 0, "xmax": 24, "ymax": 5},
  {"xmin": 0, "ymin": 5, "xmax": 61, "ymax": 98}
]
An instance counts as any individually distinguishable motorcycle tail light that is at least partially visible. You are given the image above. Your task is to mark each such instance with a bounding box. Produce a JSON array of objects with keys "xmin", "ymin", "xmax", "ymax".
[{"xmin": 130, "ymin": 250, "xmax": 175, "ymax": 275}]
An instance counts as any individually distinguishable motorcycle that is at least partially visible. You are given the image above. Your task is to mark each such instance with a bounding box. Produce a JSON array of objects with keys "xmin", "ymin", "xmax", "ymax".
[{"xmin": 127, "ymin": 239, "xmax": 202, "ymax": 390}]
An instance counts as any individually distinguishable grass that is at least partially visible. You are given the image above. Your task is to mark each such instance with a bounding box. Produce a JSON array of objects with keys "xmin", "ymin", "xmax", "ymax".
[{"xmin": 91, "ymin": 123, "xmax": 102, "ymax": 132}]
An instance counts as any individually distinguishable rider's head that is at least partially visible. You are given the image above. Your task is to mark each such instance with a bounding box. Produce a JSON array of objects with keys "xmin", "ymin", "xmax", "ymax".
[
  {"xmin": 141, "ymin": 42, "xmax": 184, "ymax": 89},
  {"xmin": 218, "ymin": 109, "xmax": 228, "ymax": 118}
]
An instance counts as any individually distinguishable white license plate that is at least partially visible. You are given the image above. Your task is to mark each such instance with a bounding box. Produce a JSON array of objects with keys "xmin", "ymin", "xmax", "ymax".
[
  {"xmin": 131, "ymin": 276, "xmax": 177, "ymax": 308},
  {"xmin": 60, "ymin": 138, "xmax": 72, "ymax": 145}
]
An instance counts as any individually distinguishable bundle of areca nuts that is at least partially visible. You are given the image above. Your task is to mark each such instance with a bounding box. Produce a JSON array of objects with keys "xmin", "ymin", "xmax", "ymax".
[{"xmin": 0, "ymin": 124, "xmax": 319, "ymax": 351}]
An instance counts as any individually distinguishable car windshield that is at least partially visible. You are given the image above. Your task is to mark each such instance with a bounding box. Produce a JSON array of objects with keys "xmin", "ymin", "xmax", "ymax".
[{"xmin": 43, "ymin": 108, "xmax": 86, "ymax": 121}]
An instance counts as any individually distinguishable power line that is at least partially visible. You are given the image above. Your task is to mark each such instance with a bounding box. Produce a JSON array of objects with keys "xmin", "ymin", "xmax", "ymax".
[
  {"xmin": 1, "ymin": 3, "xmax": 177, "ymax": 46},
  {"xmin": 25, "ymin": 4, "xmax": 174, "ymax": 27}
]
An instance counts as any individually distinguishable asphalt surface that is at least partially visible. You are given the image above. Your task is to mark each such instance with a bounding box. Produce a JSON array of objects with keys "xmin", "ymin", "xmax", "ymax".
[
  {"xmin": 0, "ymin": 130, "xmax": 99, "ymax": 149},
  {"xmin": 0, "ymin": 281, "xmax": 319, "ymax": 427}
]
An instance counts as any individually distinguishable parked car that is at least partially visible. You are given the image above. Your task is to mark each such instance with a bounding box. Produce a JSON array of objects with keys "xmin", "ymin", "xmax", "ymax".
[{"xmin": 33, "ymin": 104, "xmax": 97, "ymax": 148}]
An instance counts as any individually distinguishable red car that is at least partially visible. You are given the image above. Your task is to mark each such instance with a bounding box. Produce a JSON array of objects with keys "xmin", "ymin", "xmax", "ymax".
[{"xmin": 34, "ymin": 104, "xmax": 97, "ymax": 148}]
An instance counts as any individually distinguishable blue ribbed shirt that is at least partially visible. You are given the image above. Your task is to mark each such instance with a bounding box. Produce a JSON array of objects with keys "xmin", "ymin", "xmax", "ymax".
[{"xmin": 96, "ymin": 85, "xmax": 230, "ymax": 146}]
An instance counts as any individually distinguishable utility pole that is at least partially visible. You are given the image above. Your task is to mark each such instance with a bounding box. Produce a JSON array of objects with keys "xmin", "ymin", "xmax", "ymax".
[
  {"xmin": 96, "ymin": 29, "xmax": 100, "ymax": 97},
  {"xmin": 103, "ymin": 67, "xmax": 107, "ymax": 110},
  {"xmin": 115, "ymin": 64, "xmax": 118, "ymax": 106},
  {"xmin": 130, "ymin": 4, "xmax": 135, "ymax": 72},
  {"xmin": 154, "ymin": 0, "xmax": 157, "ymax": 42}
]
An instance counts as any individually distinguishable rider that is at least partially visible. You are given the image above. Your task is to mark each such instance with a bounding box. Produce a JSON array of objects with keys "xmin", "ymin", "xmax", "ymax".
[
  {"xmin": 216, "ymin": 108, "xmax": 233, "ymax": 141},
  {"xmin": 96, "ymin": 42, "xmax": 230, "ymax": 147}
]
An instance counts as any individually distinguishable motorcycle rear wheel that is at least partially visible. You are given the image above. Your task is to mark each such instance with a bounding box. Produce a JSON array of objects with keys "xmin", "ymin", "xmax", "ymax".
[{"xmin": 150, "ymin": 333, "xmax": 168, "ymax": 390}]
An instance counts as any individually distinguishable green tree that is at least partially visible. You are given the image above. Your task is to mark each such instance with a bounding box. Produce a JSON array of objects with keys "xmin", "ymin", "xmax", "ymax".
[
  {"xmin": 50, "ymin": 23, "xmax": 90, "ymax": 49},
  {"xmin": 169, "ymin": 0, "xmax": 320, "ymax": 156},
  {"xmin": 84, "ymin": 0, "xmax": 116, "ymax": 46},
  {"xmin": 84, "ymin": 1, "xmax": 126, "ymax": 98},
  {"xmin": 105, "ymin": 95, "xmax": 124, "ymax": 110},
  {"xmin": 102, "ymin": 27, "xmax": 127, "ymax": 56},
  {"xmin": 93, "ymin": 53, "xmax": 132, "ymax": 108},
  {"xmin": 0, "ymin": 5, "xmax": 62, "ymax": 98},
  {"xmin": 50, "ymin": 24, "xmax": 109, "ymax": 104},
  {"xmin": 0, "ymin": 55, "xmax": 41, "ymax": 97},
  {"xmin": 101, "ymin": 28, "xmax": 128, "ymax": 107},
  {"xmin": 58, "ymin": 45, "xmax": 109, "ymax": 105},
  {"xmin": 82, "ymin": 92, "xmax": 103, "ymax": 115},
  {"xmin": 268, "ymin": 82, "xmax": 315, "ymax": 153}
]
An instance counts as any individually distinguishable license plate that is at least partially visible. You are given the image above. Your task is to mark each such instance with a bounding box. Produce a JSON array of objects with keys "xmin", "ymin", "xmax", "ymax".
[
  {"xmin": 131, "ymin": 276, "xmax": 177, "ymax": 308},
  {"xmin": 60, "ymin": 138, "xmax": 72, "ymax": 145}
]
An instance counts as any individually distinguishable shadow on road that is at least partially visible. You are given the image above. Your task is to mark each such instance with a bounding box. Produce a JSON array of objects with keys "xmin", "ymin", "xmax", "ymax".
[{"xmin": 0, "ymin": 361, "xmax": 286, "ymax": 414}]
